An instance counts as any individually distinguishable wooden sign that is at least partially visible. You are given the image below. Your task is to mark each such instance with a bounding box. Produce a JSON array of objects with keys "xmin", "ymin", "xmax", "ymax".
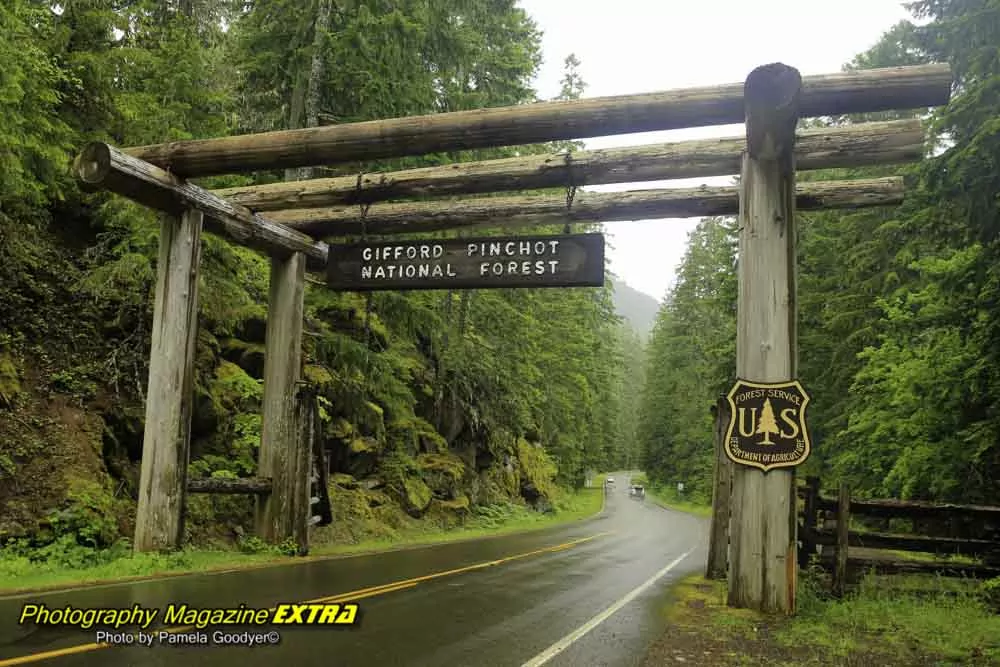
[
  {"xmin": 326, "ymin": 233, "xmax": 605, "ymax": 291},
  {"xmin": 723, "ymin": 379, "xmax": 811, "ymax": 472}
]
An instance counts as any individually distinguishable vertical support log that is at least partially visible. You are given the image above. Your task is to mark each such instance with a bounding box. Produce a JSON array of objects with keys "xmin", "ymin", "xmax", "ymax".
[
  {"xmin": 834, "ymin": 482, "xmax": 851, "ymax": 597},
  {"xmin": 311, "ymin": 401, "xmax": 334, "ymax": 527},
  {"xmin": 291, "ymin": 388, "xmax": 316, "ymax": 555},
  {"xmin": 256, "ymin": 253, "xmax": 306, "ymax": 545},
  {"xmin": 728, "ymin": 63, "xmax": 802, "ymax": 614},
  {"xmin": 134, "ymin": 208, "xmax": 203, "ymax": 552},
  {"xmin": 707, "ymin": 395, "xmax": 733, "ymax": 579},
  {"xmin": 799, "ymin": 475, "xmax": 821, "ymax": 569}
]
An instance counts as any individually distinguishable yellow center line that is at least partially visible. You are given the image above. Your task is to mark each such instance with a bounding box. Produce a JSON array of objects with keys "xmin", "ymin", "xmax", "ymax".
[{"xmin": 0, "ymin": 531, "xmax": 612, "ymax": 667}]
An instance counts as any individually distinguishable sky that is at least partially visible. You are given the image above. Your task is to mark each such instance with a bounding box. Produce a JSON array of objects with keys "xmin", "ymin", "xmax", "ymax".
[{"xmin": 516, "ymin": 0, "xmax": 914, "ymax": 302}]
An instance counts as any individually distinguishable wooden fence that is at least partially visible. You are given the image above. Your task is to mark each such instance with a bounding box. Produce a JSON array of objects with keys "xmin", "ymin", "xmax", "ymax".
[{"xmin": 797, "ymin": 478, "xmax": 1000, "ymax": 594}]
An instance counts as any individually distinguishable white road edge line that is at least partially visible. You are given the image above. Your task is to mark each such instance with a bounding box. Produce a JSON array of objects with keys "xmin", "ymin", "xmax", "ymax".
[{"xmin": 520, "ymin": 549, "xmax": 695, "ymax": 667}]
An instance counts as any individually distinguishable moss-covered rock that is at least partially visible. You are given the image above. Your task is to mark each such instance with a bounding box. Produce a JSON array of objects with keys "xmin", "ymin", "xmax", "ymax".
[
  {"xmin": 358, "ymin": 401, "xmax": 385, "ymax": 438},
  {"xmin": 346, "ymin": 451, "xmax": 378, "ymax": 479},
  {"xmin": 234, "ymin": 312, "xmax": 269, "ymax": 344},
  {"xmin": 310, "ymin": 483, "xmax": 414, "ymax": 546},
  {"xmin": 0, "ymin": 352, "xmax": 22, "ymax": 408},
  {"xmin": 478, "ymin": 463, "xmax": 521, "ymax": 505},
  {"xmin": 387, "ymin": 417, "xmax": 446, "ymax": 456},
  {"xmin": 349, "ymin": 437, "xmax": 378, "ymax": 454},
  {"xmin": 209, "ymin": 360, "xmax": 262, "ymax": 411},
  {"xmin": 416, "ymin": 452, "xmax": 466, "ymax": 497},
  {"xmin": 331, "ymin": 473, "xmax": 359, "ymax": 489},
  {"xmin": 401, "ymin": 476, "xmax": 433, "ymax": 517},
  {"xmin": 434, "ymin": 494, "xmax": 470, "ymax": 512},
  {"xmin": 303, "ymin": 364, "xmax": 334, "ymax": 388},
  {"xmin": 516, "ymin": 438, "xmax": 558, "ymax": 508},
  {"xmin": 219, "ymin": 338, "xmax": 266, "ymax": 378},
  {"xmin": 195, "ymin": 329, "xmax": 220, "ymax": 369},
  {"xmin": 329, "ymin": 418, "xmax": 354, "ymax": 439}
]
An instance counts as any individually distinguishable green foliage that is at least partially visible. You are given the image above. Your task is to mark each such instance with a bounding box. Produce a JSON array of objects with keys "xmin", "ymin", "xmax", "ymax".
[
  {"xmin": 637, "ymin": 1, "xmax": 1000, "ymax": 508},
  {"xmin": 470, "ymin": 502, "xmax": 530, "ymax": 529},
  {"xmin": 0, "ymin": 352, "xmax": 22, "ymax": 407},
  {"xmin": 638, "ymin": 217, "xmax": 736, "ymax": 495},
  {"xmin": 47, "ymin": 479, "xmax": 125, "ymax": 549},
  {"xmin": 516, "ymin": 438, "xmax": 558, "ymax": 500},
  {"xmin": 0, "ymin": 0, "xmax": 637, "ymax": 559},
  {"xmin": 0, "ymin": 0, "xmax": 75, "ymax": 211},
  {"xmin": 236, "ymin": 535, "xmax": 297, "ymax": 557},
  {"xmin": 981, "ymin": 577, "xmax": 1000, "ymax": 613}
]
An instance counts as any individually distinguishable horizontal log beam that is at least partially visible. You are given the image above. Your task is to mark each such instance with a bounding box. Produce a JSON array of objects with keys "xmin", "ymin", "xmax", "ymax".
[
  {"xmin": 213, "ymin": 120, "xmax": 924, "ymax": 212},
  {"xmin": 74, "ymin": 142, "xmax": 329, "ymax": 270},
  {"xmin": 269, "ymin": 177, "xmax": 905, "ymax": 237},
  {"xmin": 822, "ymin": 555, "xmax": 1000, "ymax": 579},
  {"xmin": 124, "ymin": 64, "xmax": 951, "ymax": 177},
  {"xmin": 810, "ymin": 528, "xmax": 1000, "ymax": 557},
  {"xmin": 187, "ymin": 477, "xmax": 273, "ymax": 494},
  {"xmin": 813, "ymin": 495, "xmax": 1000, "ymax": 521}
]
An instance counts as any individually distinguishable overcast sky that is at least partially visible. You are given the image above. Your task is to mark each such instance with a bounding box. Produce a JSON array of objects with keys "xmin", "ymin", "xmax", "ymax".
[{"xmin": 516, "ymin": 0, "xmax": 914, "ymax": 302}]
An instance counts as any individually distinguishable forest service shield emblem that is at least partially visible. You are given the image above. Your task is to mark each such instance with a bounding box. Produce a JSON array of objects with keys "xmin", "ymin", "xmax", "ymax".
[{"xmin": 724, "ymin": 379, "xmax": 811, "ymax": 472}]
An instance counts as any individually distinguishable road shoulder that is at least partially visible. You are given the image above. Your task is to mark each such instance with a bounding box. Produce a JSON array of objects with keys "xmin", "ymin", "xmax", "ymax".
[
  {"xmin": 0, "ymin": 487, "xmax": 606, "ymax": 597},
  {"xmin": 641, "ymin": 571, "xmax": 1000, "ymax": 666}
]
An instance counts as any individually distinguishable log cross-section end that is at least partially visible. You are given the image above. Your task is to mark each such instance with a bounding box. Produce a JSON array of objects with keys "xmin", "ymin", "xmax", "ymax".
[
  {"xmin": 744, "ymin": 63, "xmax": 803, "ymax": 162},
  {"xmin": 76, "ymin": 142, "xmax": 114, "ymax": 185},
  {"xmin": 71, "ymin": 141, "xmax": 330, "ymax": 271}
]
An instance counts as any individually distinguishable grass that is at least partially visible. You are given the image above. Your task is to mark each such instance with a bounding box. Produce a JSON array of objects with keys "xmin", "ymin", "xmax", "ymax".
[
  {"xmin": 884, "ymin": 549, "xmax": 980, "ymax": 565},
  {"xmin": 647, "ymin": 569, "xmax": 1000, "ymax": 666},
  {"xmin": 0, "ymin": 486, "xmax": 604, "ymax": 595},
  {"xmin": 645, "ymin": 482, "xmax": 712, "ymax": 518},
  {"xmin": 780, "ymin": 571, "xmax": 1000, "ymax": 664}
]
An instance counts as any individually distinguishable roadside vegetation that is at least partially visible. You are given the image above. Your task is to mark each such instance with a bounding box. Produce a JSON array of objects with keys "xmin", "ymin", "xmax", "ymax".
[
  {"xmin": 638, "ymin": 0, "xmax": 1000, "ymax": 512},
  {"xmin": 0, "ymin": 484, "xmax": 603, "ymax": 594},
  {"xmin": 0, "ymin": 0, "xmax": 642, "ymax": 591},
  {"xmin": 635, "ymin": 4, "xmax": 1000, "ymax": 661},
  {"xmin": 638, "ymin": 474, "xmax": 712, "ymax": 518},
  {"xmin": 644, "ymin": 571, "xmax": 1000, "ymax": 666}
]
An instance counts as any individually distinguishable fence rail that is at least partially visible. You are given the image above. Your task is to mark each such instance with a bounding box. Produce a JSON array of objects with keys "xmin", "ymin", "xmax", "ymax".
[{"xmin": 797, "ymin": 477, "xmax": 1000, "ymax": 595}]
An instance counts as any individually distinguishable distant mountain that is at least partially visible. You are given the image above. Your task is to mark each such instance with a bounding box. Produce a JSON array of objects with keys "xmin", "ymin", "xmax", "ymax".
[{"xmin": 611, "ymin": 277, "xmax": 661, "ymax": 341}]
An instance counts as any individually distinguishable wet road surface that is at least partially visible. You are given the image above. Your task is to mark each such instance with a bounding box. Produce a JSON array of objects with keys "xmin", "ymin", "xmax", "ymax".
[{"xmin": 0, "ymin": 474, "xmax": 707, "ymax": 667}]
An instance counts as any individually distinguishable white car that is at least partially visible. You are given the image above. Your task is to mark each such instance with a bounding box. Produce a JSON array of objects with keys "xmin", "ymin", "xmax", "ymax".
[{"xmin": 605, "ymin": 476, "xmax": 615, "ymax": 486}]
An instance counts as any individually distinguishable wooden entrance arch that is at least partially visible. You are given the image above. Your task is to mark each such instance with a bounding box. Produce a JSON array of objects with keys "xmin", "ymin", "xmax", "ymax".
[{"xmin": 73, "ymin": 62, "xmax": 952, "ymax": 613}]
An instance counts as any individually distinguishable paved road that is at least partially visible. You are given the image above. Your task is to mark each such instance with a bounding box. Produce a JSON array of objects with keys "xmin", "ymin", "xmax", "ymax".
[{"xmin": 0, "ymin": 473, "xmax": 707, "ymax": 667}]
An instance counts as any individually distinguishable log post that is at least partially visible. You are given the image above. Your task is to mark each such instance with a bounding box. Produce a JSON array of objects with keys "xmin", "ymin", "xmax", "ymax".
[
  {"xmin": 799, "ymin": 475, "xmax": 821, "ymax": 569},
  {"xmin": 134, "ymin": 208, "xmax": 203, "ymax": 552},
  {"xmin": 291, "ymin": 387, "xmax": 316, "ymax": 555},
  {"xmin": 255, "ymin": 252, "xmax": 307, "ymax": 545},
  {"xmin": 728, "ymin": 63, "xmax": 802, "ymax": 614},
  {"xmin": 311, "ymin": 403, "xmax": 334, "ymax": 528},
  {"xmin": 707, "ymin": 394, "xmax": 733, "ymax": 579},
  {"xmin": 834, "ymin": 482, "xmax": 851, "ymax": 597}
]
